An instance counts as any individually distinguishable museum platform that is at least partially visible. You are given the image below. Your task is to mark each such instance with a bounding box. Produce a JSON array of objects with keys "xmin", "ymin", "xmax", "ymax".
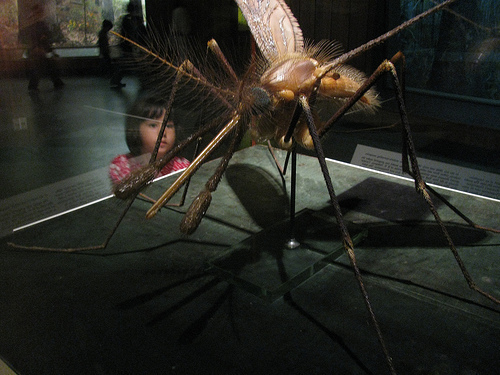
[{"xmin": 1, "ymin": 145, "xmax": 499, "ymax": 374}]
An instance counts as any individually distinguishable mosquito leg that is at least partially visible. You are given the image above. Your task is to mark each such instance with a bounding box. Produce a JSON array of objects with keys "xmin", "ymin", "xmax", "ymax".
[
  {"xmin": 384, "ymin": 62, "xmax": 500, "ymax": 305},
  {"xmin": 10, "ymin": 60, "xmax": 203, "ymax": 252},
  {"xmin": 114, "ymin": 116, "xmax": 222, "ymax": 201},
  {"xmin": 424, "ymin": 184, "xmax": 500, "ymax": 234},
  {"xmin": 112, "ymin": 31, "xmax": 236, "ymax": 111},
  {"xmin": 318, "ymin": 52, "xmax": 403, "ymax": 138},
  {"xmin": 391, "ymin": 53, "xmax": 412, "ymax": 176},
  {"xmin": 166, "ymin": 137, "xmax": 203, "ymax": 208},
  {"xmin": 9, "ymin": 128, "xmax": 217, "ymax": 251},
  {"xmin": 281, "ymin": 150, "xmax": 292, "ymax": 176},
  {"xmin": 146, "ymin": 113, "xmax": 243, "ymax": 219},
  {"xmin": 319, "ymin": 50, "xmax": 500, "ymax": 237},
  {"xmin": 9, "ymin": 71, "xmax": 197, "ymax": 252},
  {"xmin": 151, "ymin": 52, "xmax": 237, "ymax": 164},
  {"xmin": 318, "ymin": 0, "xmax": 458, "ymax": 72},
  {"xmin": 182, "ymin": 60, "xmax": 236, "ymax": 110},
  {"xmin": 266, "ymin": 98, "xmax": 303, "ymax": 178},
  {"xmin": 392, "ymin": 55, "xmax": 498, "ymax": 235},
  {"xmin": 150, "ymin": 61, "xmax": 186, "ymax": 163},
  {"xmin": 317, "ymin": 52, "xmax": 500, "ymax": 304},
  {"xmin": 299, "ymin": 95, "xmax": 397, "ymax": 375},
  {"xmin": 179, "ymin": 123, "xmax": 245, "ymax": 234},
  {"xmin": 320, "ymin": 52, "xmax": 499, "ymax": 303},
  {"xmin": 267, "ymin": 98, "xmax": 302, "ymax": 177},
  {"xmin": 9, "ymin": 60, "xmax": 225, "ymax": 252},
  {"xmin": 207, "ymin": 39, "xmax": 238, "ymax": 83},
  {"xmin": 281, "ymin": 99, "xmax": 303, "ymax": 148},
  {"xmin": 134, "ymin": 138, "xmax": 203, "ymax": 209},
  {"xmin": 266, "ymin": 140, "xmax": 284, "ymax": 175},
  {"xmin": 8, "ymin": 194, "xmax": 137, "ymax": 252},
  {"xmin": 266, "ymin": 140, "xmax": 294, "ymax": 180}
]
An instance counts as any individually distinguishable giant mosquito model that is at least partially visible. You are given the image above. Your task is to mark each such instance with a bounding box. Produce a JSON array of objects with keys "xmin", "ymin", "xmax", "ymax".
[{"xmin": 9, "ymin": 0, "xmax": 499, "ymax": 373}]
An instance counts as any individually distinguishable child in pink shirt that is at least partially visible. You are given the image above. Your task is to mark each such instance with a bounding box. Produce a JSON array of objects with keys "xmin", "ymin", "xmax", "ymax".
[{"xmin": 109, "ymin": 95, "xmax": 190, "ymax": 185}]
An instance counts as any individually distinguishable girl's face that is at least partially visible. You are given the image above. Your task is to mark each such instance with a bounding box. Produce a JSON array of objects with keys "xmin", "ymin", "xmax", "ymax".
[{"xmin": 139, "ymin": 110, "xmax": 175, "ymax": 158}]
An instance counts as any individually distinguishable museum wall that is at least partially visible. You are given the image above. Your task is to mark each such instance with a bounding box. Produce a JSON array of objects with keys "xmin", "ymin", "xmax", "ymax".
[
  {"xmin": 1, "ymin": 0, "xmax": 498, "ymax": 129},
  {"xmin": 1, "ymin": 0, "xmax": 389, "ymax": 77}
]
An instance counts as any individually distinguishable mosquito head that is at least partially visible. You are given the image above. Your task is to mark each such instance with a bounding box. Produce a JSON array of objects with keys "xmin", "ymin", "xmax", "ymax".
[{"xmin": 246, "ymin": 87, "xmax": 272, "ymax": 116}]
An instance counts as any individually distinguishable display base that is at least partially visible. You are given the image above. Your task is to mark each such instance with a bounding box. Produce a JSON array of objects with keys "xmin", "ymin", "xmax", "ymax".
[{"xmin": 207, "ymin": 209, "xmax": 367, "ymax": 302}]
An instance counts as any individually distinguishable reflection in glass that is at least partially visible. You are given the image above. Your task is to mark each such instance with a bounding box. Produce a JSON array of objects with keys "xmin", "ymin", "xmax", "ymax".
[{"xmin": 398, "ymin": 0, "xmax": 499, "ymax": 101}]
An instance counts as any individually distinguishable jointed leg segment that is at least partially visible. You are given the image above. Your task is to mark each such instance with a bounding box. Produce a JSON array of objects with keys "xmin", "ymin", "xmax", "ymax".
[
  {"xmin": 299, "ymin": 94, "xmax": 397, "ymax": 375},
  {"xmin": 317, "ymin": 53, "xmax": 500, "ymax": 306}
]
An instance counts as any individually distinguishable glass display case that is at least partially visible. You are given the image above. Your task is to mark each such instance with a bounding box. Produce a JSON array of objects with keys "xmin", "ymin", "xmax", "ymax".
[{"xmin": 0, "ymin": 2, "xmax": 499, "ymax": 374}]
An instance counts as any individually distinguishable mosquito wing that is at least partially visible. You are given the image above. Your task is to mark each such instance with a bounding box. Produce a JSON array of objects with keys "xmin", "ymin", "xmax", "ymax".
[{"xmin": 235, "ymin": 0, "xmax": 304, "ymax": 61}]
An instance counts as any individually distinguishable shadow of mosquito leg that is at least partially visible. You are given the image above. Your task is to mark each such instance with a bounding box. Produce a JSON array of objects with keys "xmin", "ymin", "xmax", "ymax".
[
  {"xmin": 146, "ymin": 277, "xmax": 222, "ymax": 326},
  {"xmin": 415, "ymin": 181, "xmax": 500, "ymax": 305},
  {"xmin": 300, "ymin": 94, "xmax": 397, "ymax": 375},
  {"xmin": 178, "ymin": 284, "xmax": 233, "ymax": 345},
  {"xmin": 116, "ymin": 273, "xmax": 209, "ymax": 309},
  {"xmin": 283, "ymin": 292, "xmax": 374, "ymax": 375},
  {"xmin": 179, "ymin": 123, "xmax": 245, "ymax": 235},
  {"xmin": 386, "ymin": 63, "xmax": 500, "ymax": 305}
]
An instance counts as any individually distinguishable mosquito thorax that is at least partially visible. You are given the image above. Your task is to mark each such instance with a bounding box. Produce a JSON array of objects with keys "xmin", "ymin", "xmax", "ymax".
[{"xmin": 261, "ymin": 57, "xmax": 319, "ymax": 101}]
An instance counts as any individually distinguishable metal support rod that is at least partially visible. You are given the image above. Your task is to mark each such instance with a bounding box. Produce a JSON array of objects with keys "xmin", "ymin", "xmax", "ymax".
[{"xmin": 286, "ymin": 146, "xmax": 300, "ymax": 249}]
